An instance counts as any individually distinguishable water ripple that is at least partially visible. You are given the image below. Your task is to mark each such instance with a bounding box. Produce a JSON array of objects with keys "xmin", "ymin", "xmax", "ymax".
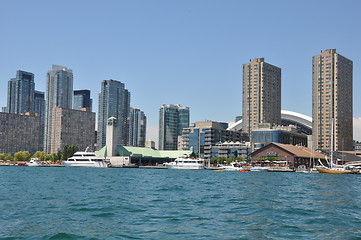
[{"xmin": 1, "ymin": 167, "xmax": 361, "ymax": 239}]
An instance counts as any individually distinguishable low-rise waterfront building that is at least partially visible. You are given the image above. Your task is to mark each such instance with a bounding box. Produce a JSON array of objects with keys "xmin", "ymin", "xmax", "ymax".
[
  {"xmin": 181, "ymin": 121, "xmax": 248, "ymax": 160},
  {"xmin": 98, "ymin": 117, "xmax": 191, "ymax": 166},
  {"xmin": 250, "ymin": 143, "xmax": 327, "ymax": 169},
  {"xmin": 210, "ymin": 141, "xmax": 251, "ymax": 160},
  {"xmin": 0, "ymin": 112, "xmax": 40, "ymax": 154}
]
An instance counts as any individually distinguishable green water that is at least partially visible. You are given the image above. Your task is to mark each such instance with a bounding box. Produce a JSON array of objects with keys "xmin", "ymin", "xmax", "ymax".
[{"xmin": 1, "ymin": 167, "xmax": 361, "ymax": 239}]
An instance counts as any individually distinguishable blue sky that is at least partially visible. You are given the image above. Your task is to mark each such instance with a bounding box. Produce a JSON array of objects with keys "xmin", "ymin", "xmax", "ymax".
[{"xmin": 1, "ymin": 0, "xmax": 361, "ymax": 141}]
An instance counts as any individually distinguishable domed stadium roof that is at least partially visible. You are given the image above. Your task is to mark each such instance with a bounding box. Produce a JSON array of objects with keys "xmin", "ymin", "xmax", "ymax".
[{"xmin": 228, "ymin": 110, "xmax": 312, "ymax": 134}]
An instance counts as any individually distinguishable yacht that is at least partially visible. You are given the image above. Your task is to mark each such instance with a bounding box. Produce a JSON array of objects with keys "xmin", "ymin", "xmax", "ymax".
[
  {"xmin": 62, "ymin": 151, "xmax": 108, "ymax": 168},
  {"xmin": 164, "ymin": 157, "xmax": 204, "ymax": 170}
]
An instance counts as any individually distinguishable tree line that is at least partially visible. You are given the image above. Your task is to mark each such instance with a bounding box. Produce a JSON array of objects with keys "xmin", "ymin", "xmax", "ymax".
[{"xmin": 0, "ymin": 145, "xmax": 79, "ymax": 161}]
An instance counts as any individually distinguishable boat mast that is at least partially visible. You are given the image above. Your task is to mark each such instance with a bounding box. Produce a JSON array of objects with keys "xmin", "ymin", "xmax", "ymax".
[{"xmin": 330, "ymin": 118, "xmax": 334, "ymax": 168}]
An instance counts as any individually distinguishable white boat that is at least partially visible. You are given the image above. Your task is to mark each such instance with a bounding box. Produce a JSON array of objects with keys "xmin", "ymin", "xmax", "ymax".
[
  {"xmin": 62, "ymin": 151, "xmax": 108, "ymax": 168},
  {"xmin": 218, "ymin": 162, "xmax": 243, "ymax": 171},
  {"xmin": 267, "ymin": 166, "xmax": 294, "ymax": 172},
  {"xmin": 164, "ymin": 157, "xmax": 204, "ymax": 170},
  {"xmin": 27, "ymin": 158, "xmax": 44, "ymax": 167},
  {"xmin": 250, "ymin": 166, "xmax": 269, "ymax": 172}
]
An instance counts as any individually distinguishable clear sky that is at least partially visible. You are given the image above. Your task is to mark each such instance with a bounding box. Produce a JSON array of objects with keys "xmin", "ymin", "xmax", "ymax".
[{"xmin": 1, "ymin": 0, "xmax": 361, "ymax": 141}]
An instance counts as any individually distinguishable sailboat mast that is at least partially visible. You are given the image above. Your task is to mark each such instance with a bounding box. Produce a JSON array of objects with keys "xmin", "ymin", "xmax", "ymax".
[{"xmin": 330, "ymin": 118, "xmax": 334, "ymax": 168}]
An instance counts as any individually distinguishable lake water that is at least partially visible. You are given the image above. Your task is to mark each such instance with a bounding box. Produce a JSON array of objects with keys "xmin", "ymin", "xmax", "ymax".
[{"xmin": 1, "ymin": 167, "xmax": 361, "ymax": 239}]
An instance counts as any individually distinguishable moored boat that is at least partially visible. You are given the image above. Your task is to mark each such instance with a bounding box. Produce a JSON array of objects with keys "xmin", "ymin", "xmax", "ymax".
[
  {"xmin": 250, "ymin": 166, "xmax": 269, "ymax": 172},
  {"xmin": 316, "ymin": 165, "xmax": 355, "ymax": 174},
  {"xmin": 62, "ymin": 151, "xmax": 108, "ymax": 168},
  {"xmin": 218, "ymin": 162, "xmax": 242, "ymax": 171},
  {"xmin": 27, "ymin": 158, "xmax": 44, "ymax": 167},
  {"xmin": 267, "ymin": 166, "xmax": 294, "ymax": 172},
  {"xmin": 164, "ymin": 157, "xmax": 204, "ymax": 170}
]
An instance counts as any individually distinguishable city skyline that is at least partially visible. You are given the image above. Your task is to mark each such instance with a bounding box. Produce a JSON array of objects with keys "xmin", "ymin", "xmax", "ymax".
[{"xmin": 1, "ymin": 1, "xmax": 361, "ymax": 141}]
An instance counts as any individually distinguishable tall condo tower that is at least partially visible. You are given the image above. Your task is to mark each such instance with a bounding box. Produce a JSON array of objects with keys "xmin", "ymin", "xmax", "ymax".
[
  {"xmin": 312, "ymin": 49, "xmax": 353, "ymax": 151},
  {"xmin": 7, "ymin": 70, "xmax": 35, "ymax": 114},
  {"xmin": 34, "ymin": 91, "xmax": 45, "ymax": 150},
  {"xmin": 242, "ymin": 58, "xmax": 281, "ymax": 136},
  {"xmin": 97, "ymin": 79, "xmax": 130, "ymax": 149},
  {"xmin": 73, "ymin": 90, "xmax": 92, "ymax": 111},
  {"xmin": 128, "ymin": 108, "xmax": 147, "ymax": 147},
  {"xmin": 159, "ymin": 104, "xmax": 190, "ymax": 150},
  {"xmin": 44, "ymin": 65, "xmax": 73, "ymax": 153}
]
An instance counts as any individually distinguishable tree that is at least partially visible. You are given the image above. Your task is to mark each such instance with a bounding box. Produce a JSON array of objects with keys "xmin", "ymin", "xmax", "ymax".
[
  {"xmin": 14, "ymin": 151, "xmax": 31, "ymax": 161},
  {"xmin": 47, "ymin": 153, "xmax": 59, "ymax": 162},
  {"xmin": 32, "ymin": 151, "xmax": 47, "ymax": 161},
  {"xmin": 61, "ymin": 145, "xmax": 78, "ymax": 160},
  {"xmin": 4, "ymin": 153, "xmax": 13, "ymax": 161}
]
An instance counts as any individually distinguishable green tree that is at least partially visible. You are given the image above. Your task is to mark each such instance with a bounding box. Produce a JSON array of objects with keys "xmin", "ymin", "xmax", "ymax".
[
  {"xmin": 32, "ymin": 151, "xmax": 47, "ymax": 161},
  {"xmin": 4, "ymin": 153, "xmax": 13, "ymax": 161},
  {"xmin": 14, "ymin": 151, "xmax": 31, "ymax": 161},
  {"xmin": 47, "ymin": 153, "xmax": 59, "ymax": 162},
  {"xmin": 61, "ymin": 145, "xmax": 78, "ymax": 160}
]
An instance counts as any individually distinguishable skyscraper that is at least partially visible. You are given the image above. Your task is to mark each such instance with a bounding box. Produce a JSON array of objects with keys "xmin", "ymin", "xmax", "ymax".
[
  {"xmin": 242, "ymin": 58, "xmax": 281, "ymax": 136},
  {"xmin": 7, "ymin": 70, "xmax": 35, "ymax": 114},
  {"xmin": 312, "ymin": 49, "xmax": 353, "ymax": 151},
  {"xmin": 128, "ymin": 108, "xmax": 147, "ymax": 147},
  {"xmin": 34, "ymin": 91, "xmax": 45, "ymax": 150},
  {"xmin": 97, "ymin": 79, "xmax": 130, "ymax": 149},
  {"xmin": 44, "ymin": 65, "xmax": 73, "ymax": 153},
  {"xmin": 159, "ymin": 104, "xmax": 190, "ymax": 150},
  {"xmin": 73, "ymin": 90, "xmax": 92, "ymax": 111}
]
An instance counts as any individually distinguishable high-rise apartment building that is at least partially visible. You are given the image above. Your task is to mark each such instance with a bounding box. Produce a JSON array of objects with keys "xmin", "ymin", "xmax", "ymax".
[
  {"xmin": 34, "ymin": 91, "xmax": 45, "ymax": 150},
  {"xmin": 128, "ymin": 108, "xmax": 147, "ymax": 147},
  {"xmin": 50, "ymin": 108, "xmax": 96, "ymax": 153},
  {"xmin": 312, "ymin": 49, "xmax": 353, "ymax": 151},
  {"xmin": 97, "ymin": 79, "xmax": 130, "ymax": 149},
  {"xmin": 74, "ymin": 90, "xmax": 92, "ymax": 111},
  {"xmin": 7, "ymin": 70, "xmax": 35, "ymax": 114},
  {"xmin": 159, "ymin": 104, "xmax": 190, "ymax": 150},
  {"xmin": 44, "ymin": 65, "xmax": 73, "ymax": 153},
  {"xmin": 0, "ymin": 112, "xmax": 40, "ymax": 154},
  {"xmin": 242, "ymin": 58, "xmax": 281, "ymax": 136}
]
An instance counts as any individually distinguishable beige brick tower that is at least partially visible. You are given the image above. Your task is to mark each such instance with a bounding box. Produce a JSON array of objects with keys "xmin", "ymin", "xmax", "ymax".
[
  {"xmin": 242, "ymin": 58, "xmax": 281, "ymax": 136},
  {"xmin": 312, "ymin": 49, "xmax": 353, "ymax": 151}
]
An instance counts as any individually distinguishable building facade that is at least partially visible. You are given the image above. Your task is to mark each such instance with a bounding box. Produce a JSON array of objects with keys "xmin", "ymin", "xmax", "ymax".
[
  {"xmin": 211, "ymin": 141, "xmax": 251, "ymax": 160},
  {"xmin": 242, "ymin": 58, "xmax": 281, "ymax": 135},
  {"xmin": 251, "ymin": 125, "xmax": 308, "ymax": 151},
  {"xmin": 159, "ymin": 104, "xmax": 190, "ymax": 150},
  {"xmin": 50, "ymin": 107, "xmax": 96, "ymax": 153},
  {"xmin": 73, "ymin": 90, "xmax": 92, "ymax": 111},
  {"xmin": 181, "ymin": 121, "xmax": 248, "ymax": 160},
  {"xmin": 250, "ymin": 143, "xmax": 327, "ymax": 169},
  {"xmin": 97, "ymin": 79, "xmax": 130, "ymax": 149},
  {"xmin": 312, "ymin": 49, "xmax": 353, "ymax": 151},
  {"xmin": 128, "ymin": 108, "xmax": 146, "ymax": 147},
  {"xmin": 44, "ymin": 65, "xmax": 73, "ymax": 153},
  {"xmin": 0, "ymin": 112, "xmax": 40, "ymax": 154},
  {"xmin": 7, "ymin": 70, "xmax": 35, "ymax": 114}
]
